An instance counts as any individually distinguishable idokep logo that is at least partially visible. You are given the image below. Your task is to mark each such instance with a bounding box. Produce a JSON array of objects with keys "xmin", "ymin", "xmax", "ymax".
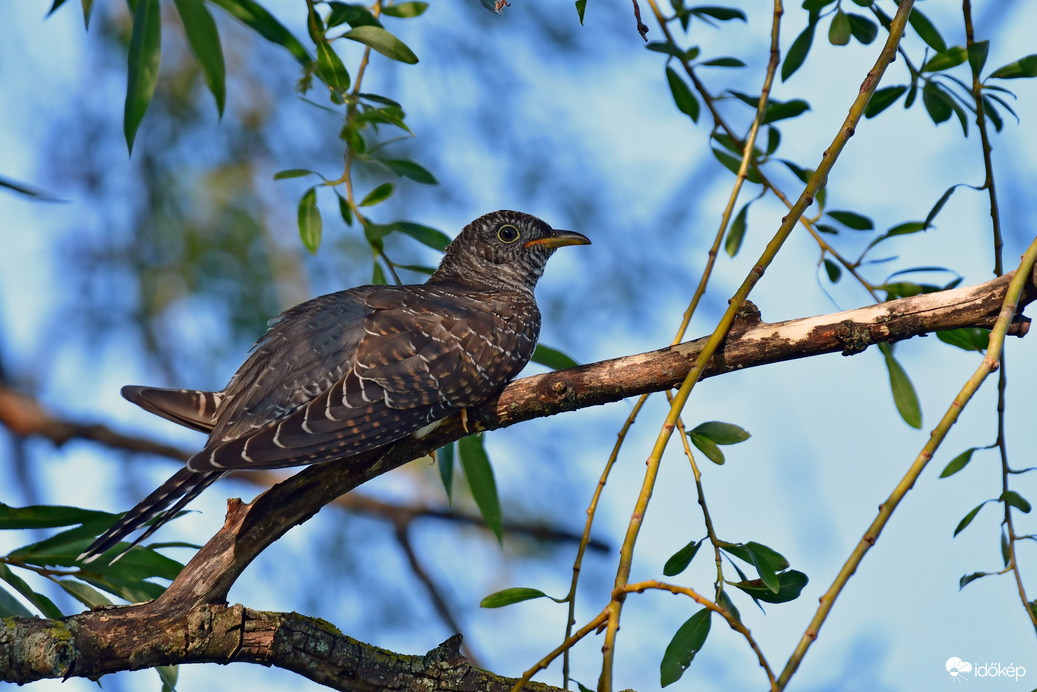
[{"xmin": 945, "ymin": 656, "xmax": 1027, "ymax": 682}]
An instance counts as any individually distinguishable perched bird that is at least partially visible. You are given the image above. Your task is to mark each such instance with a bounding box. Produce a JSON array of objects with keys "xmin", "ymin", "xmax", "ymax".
[{"xmin": 79, "ymin": 210, "xmax": 589, "ymax": 563}]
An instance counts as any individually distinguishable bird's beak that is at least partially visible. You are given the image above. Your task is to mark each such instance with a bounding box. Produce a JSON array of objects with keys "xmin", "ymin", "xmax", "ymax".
[{"xmin": 525, "ymin": 229, "xmax": 591, "ymax": 249}]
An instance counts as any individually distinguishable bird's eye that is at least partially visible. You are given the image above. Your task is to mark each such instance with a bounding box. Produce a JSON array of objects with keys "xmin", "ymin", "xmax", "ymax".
[{"xmin": 497, "ymin": 224, "xmax": 520, "ymax": 244}]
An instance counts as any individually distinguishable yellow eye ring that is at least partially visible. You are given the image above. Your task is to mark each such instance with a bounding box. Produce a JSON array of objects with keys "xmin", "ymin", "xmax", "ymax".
[{"xmin": 497, "ymin": 224, "xmax": 521, "ymax": 244}]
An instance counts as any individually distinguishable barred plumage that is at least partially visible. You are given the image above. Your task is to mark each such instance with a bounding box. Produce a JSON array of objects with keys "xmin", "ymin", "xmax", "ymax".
[{"xmin": 79, "ymin": 210, "xmax": 589, "ymax": 563}]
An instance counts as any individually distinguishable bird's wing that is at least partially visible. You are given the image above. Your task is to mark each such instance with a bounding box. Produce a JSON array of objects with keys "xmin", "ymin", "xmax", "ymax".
[{"xmin": 188, "ymin": 285, "xmax": 538, "ymax": 471}]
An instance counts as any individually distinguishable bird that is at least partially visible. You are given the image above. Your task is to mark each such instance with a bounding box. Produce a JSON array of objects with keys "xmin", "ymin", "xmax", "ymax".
[{"xmin": 78, "ymin": 210, "xmax": 590, "ymax": 563}]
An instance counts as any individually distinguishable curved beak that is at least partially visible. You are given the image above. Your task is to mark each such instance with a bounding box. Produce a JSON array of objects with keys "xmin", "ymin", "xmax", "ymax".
[{"xmin": 525, "ymin": 229, "xmax": 591, "ymax": 249}]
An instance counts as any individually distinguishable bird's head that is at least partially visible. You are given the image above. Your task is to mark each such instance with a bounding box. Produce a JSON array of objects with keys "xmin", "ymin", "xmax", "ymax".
[{"xmin": 431, "ymin": 210, "xmax": 590, "ymax": 292}]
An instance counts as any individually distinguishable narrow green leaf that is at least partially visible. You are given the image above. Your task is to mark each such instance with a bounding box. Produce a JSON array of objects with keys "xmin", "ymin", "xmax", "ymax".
[
  {"xmin": 660, "ymin": 609, "xmax": 711, "ymax": 687},
  {"xmin": 359, "ymin": 182, "xmax": 394, "ymax": 207},
  {"xmin": 724, "ymin": 203, "xmax": 749, "ymax": 257},
  {"xmin": 437, "ymin": 442, "xmax": 455, "ymax": 502},
  {"xmin": 372, "ymin": 260, "xmax": 387, "ymax": 285},
  {"xmin": 847, "ymin": 13, "xmax": 877, "ymax": 44},
  {"xmin": 823, "ymin": 258, "xmax": 841, "ymax": 283},
  {"xmin": 828, "ymin": 210, "xmax": 873, "ymax": 230},
  {"xmin": 717, "ymin": 589, "xmax": 740, "ymax": 622},
  {"xmin": 959, "ymin": 571, "xmax": 987, "ymax": 589},
  {"xmin": 879, "ymin": 344, "xmax": 922, "ymax": 428},
  {"xmin": 316, "ymin": 41, "xmax": 351, "ymax": 91},
  {"xmin": 297, "ymin": 187, "xmax": 322, "ymax": 253},
  {"xmin": 0, "ymin": 176, "xmax": 63, "ymax": 202},
  {"xmin": 828, "ymin": 9, "xmax": 850, "ymax": 46},
  {"xmin": 663, "ymin": 539, "xmax": 702, "ymax": 577},
  {"xmin": 925, "ymin": 185, "xmax": 960, "ymax": 227},
  {"xmin": 81, "ymin": 0, "xmax": 95, "ymax": 29},
  {"xmin": 173, "ymin": 0, "xmax": 226, "ymax": 115},
  {"xmin": 381, "ymin": 159, "xmax": 437, "ymax": 184},
  {"xmin": 327, "ymin": 2, "xmax": 382, "ymax": 28},
  {"xmin": 124, "ymin": 0, "xmax": 162, "ymax": 154},
  {"xmin": 967, "ymin": 40, "xmax": 989, "ymax": 77},
  {"xmin": 690, "ymin": 421, "xmax": 750, "ymax": 445},
  {"xmin": 459, "ymin": 435, "xmax": 503, "ymax": 544},
  {"xmin": 575, "ymin": 0, "xmax": 587, "ymax": 23},
  {"xmin": 865, "ymin": 85, "xmax": 907, "ymax": 118},
  {"xmin": 954, "ymin": 502, "xmax": 987, "ymax": 537},
  {"xmin": 209, "ymin": 0, "xmax": 312, "ymax": 65},
  {"xmin": 1001, "ymin": 528, "xmax": 1011, "ymax": 566},
  {"xmin": 922, "ymin": 46, "xmax": 968, "ymax": 73},
  {"xmin": 665, "ymin": 67, "xmax": 699, "ymax": 122},
  {"xmin": 711, "ymin": 149, "xmax": 762, "ymax": 183},
  {"xmin": 531, "ymin": 344, "xmax": 580, "ymax": 370},
  {"xmin": 480, "ymin": 587, "xmax": 555, "ymax": 608},
  {"xmin": 343, "ymin": 26, "xmax": 419, "ymax": 64},
  {"xmin": 922, "ymin": 82, "xmax": 953, "ymax": 125},
  {"xmin": 939, "ymin": 448, "xmax": 978, "ymax": 478},
  {"xmin": 699, "ymin": 57, "xmax": 745, "ymax": 68},
  {"xmin": 988, "ymin": 54, "xmax": 1037, "ymax": 79},
  {"xmin": 381, "ymin": 2, "xmax": 429, "ymax": 18},
  {"xmin": 888, "ymin": 221, "xmax": 927, "ymax": 236},
  {"xmin": 157, "ymin": 665, "xmax": 179, "ymax": 692},
  {"xmin": 908, "ymin": 7, "xmax": 946, "ymax": 53},
  {"xmin": 390, "ymin": 221, "xmax": 450, "ymax": 251},
  {"xmin": 690, "ymin": 433, "xmax": 725, "ymax": 465},
  {"xmin": 782, "ymin": 21, "xmax": 815, "ymax": 82},
  {"xmin": 936, "ymin": 328, "xmax": 989, "ymax": 352},
  {"xmin": 336, "ymin": 191, "xmax": 353, "ymax": 226},
  {"xmin": 0, "ymin": 585, "xmax": 33, "ymax": 617},
  {"xmin": 731, "ymin": 570, "xmax": 808, "ymax": 604},
  {"xmin": 688, "ymin": 6, "xmax": 746, "ymax": 22},
  {"xmin": 47, "ymin": 0, "xmax": 71, "ymax": 17},
  {"xmin": 0, "ymin": 564, "xmax": 64, "ymax": 619},
  {"xmin": 273, "ymin": 168, "xmax": 319, "ymax": 180},
  {"xmin": 646, "ymin": 42, "xmax": 685, "ymax": 58},
  {"xmin": 56, "ymin": 579, "xmax": 114, "ymax": 608},
  {"xmin": 0, "ymin": 504, "xmax": 111, "ymax": 530},
  {"xmin": 763, "ymin": 99, "xmax": 810, "ymax": 124},
  {"xmin": 1002, "ymin": 491, "xmax": 1032, "ymax": 514}
]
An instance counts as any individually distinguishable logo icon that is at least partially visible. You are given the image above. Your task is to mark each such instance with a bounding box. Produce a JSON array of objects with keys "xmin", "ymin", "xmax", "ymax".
[{"xmin": 947, "ymin": 657, "xmax": 973, "ymax": 682}]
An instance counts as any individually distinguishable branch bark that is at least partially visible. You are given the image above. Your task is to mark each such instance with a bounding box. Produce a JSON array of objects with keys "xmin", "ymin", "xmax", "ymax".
[{"xmin": 2, "ymin": 269, "xmax": 1034, "ymax": 687}]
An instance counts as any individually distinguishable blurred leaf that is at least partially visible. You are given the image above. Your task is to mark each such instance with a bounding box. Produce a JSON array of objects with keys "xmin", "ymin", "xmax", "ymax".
[
  {"xmin": 865, "ymin": 85, "xmax": 907, "ymax": 118},
  {"xmin": 390, "ymin": 221, "xmax": 450, "ymax": 251},
  {"xmin": 711, "ymin": 149, "xmax": 762, "ymax": 183},
  {"xmin": 690, "ymin": 421, "xmax": 750, "ymax": 445},
  {"xmin": 316, "ymin": 40, "xmax": 351, "ymax": 91},
  {"xmin": 531, "ymin": 344, "xmax": 579, "ymax": 370},
  {"xmin": 336, "ymin": 191, "xmax": 354, "ymax": 226},
  {"xmin": 0, "ymin": 176, "xmax": 63, "ymax": 202},
  {"xmin": 47, "ymin": 0, "xmax": 71, "ymax": 16},
  {"xmin": 953, "ymin": 502, "xmax": 987, "ymax": 537},
  {"xmin": 646, "ymin": 41, "xmax": 686, "ymax": 59},
  {"xmin": 381, "ymin": 1, "xmax": 429, "ymax": 18},
  {"xmin": 459, "ymin": 435, "xmax": 503, "ymax": 544},
  {"xmin": 922, "ymin": 82, "xmax": 952, "ymax": 125},
  {"xmin": 663, "ymin": 539, "xmax": 702, "ymax": 577},
  {"xmin": 343, "ymin": 26, "xmax": 419, "ymax": 64},
  {"xmin": 437, "ymin": 441, "xmax": 455, "ymax": 503},
  {"xmin": 699, "ymin": 57, "xmax": 746, "ymax": 68},
  {"xmin": 1002, "ymin": 491, "xmax": 1032, "ymax": 514},
  {"xmin": 763, "ymin": 99, "xmax": 810, "ymax": 124},
  {"xmin": 0, "ymin": 563, "xmax": 63, "ymax": 618},
  {"xmin": 967, "ymin": 40, "xmax": 989, "ymax": 77},
  {"xmin": 211, "ymin": 0, "xmax": 312, "ymax": 64},
  {"xmin": 298, "ymin": 187, "xmax": 322, "ymax": 253},
  {"xmin": 665, "ymin": 67, "xmax": 700, "ymax": 122},
  {"xmin": 360, "ymin": 182, "xmax": 394, "ymax": 207},
  {"xmin": 878, "ymin": 343, "xmax": 922, "ymax": 429},
  {"xmin": 782, "ymin": 20, "xmax": 815, "ymax": 81},
  {"xmin": 922, "ymin": 46, "xmax": 968, "ymax": 73},
  {"xmin": 688, "ymin": 6, "xmax": 746, "ymax": 22},
  {"xmin": 988, "ymin": 54, "xmax": 1037, "ymax": 79},
  {"xmin": 1002, "ymin": 528, "xmax": 1011, "ymax": 566},
  {"xmin": 982, "ymin": 96, "xmax": 1004, "ymax": 132},
  {"xmin": 731, "ymin": 569, "xmax": 808, "ymax": 603},
  {"xmin": 939, "ymin": 447, "xmax": 978, "ymax": 478},
  {"xmin": 0, "ymin": 504, "xmax": 111, "ymax": 530},
  {"xmin": 717, "ymin": 589, "xmax": 740, "ymax": 622},
  {"xmin": 372, "ymin": 260, "xmax": 387, "ymax": 285},
  {"xmin": 124, "ymin": 0, "xmax": 162, "ymax": 154},
  {"xmin": 380, "ymin": 159, "xmax": 437, "ymax": 184},
  {"xmin": 480, "ymin": 586, "xmax": 562, "ymax": 608},
  {"xmin": 888, "ymin": 221, "xmax": 927, "ymax": 236},
  {"xmin": 908, "ymin": 7, "xmax": 946, "ymax": 53},
  {"xmin": 274, "ymin": 168, "xmax": 320, "ymax": 180},
  {"xmin": 823, "ymin": 258, "xmax": 841, "ymax": 283},
  {"xmin": 660, "ymin": 608, "xmax": 711, "ymax": 687},
  {"xmin": 828, "ymin": 210, "xmax": 873, "ymax": 230},
  {"xmin": 828, "ymin": 9, "xmax": 850, "ymax": 46},
  {"xmin": 959, "ymin": 571, "xmax": 987, "ymax": 589},
  {"xmin": 157, "ymin": 665, "xmax": 178, "ymax": 692},
  {"xmin": 56, "ymin": 579, "xmax": 114, "ymax": 608},
  {"xmin": 327, "ymin": 2, "xmax": 382, "ymax": 28},
  {"xmin": 173, "ymin": 0, "xmax": 226, "ymax": 115},
  {"xmin": 575, "ymin": 0, "xmax": 587, "ymax": 24},
  {"xmin": 690, "ymin": 433, "xmax": 725, "ymax": 465},
  {"xmin": 0, "ymin": 584, "xmax": 33, "ymax": 617},
  {"xmin": 724, "ymin": 203, "xmax": 749, "ymax": 257},
  {"xmin": 847, "ymin": 13, "xmax": 876, "ymax": 44},
  {"xmin": 936, "ymin": 328, "xmax": 989, "ymax": 352}
]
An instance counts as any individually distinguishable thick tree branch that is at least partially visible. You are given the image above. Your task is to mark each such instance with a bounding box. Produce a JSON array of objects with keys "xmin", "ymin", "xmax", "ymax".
[{"xmin": 2, "ymin": 269, "xmax": 1033, "ymax": 686}]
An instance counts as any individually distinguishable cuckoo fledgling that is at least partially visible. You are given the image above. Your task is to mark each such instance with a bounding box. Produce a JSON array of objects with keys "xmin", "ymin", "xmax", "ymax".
[{"xmin": 79, "ymin": 210, "xmax": 589, "ymax": 563}]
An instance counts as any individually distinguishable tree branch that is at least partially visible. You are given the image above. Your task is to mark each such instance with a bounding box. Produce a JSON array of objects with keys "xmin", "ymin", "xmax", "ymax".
[{"xmin": 2, "ymin": 269, "xmax": 1033, "ymax": 686}]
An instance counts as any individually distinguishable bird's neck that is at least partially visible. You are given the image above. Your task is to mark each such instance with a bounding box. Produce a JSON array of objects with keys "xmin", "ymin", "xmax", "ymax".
[{"xmin": 428, "ymin": 254, "xmax": 543, "ymax": 294}]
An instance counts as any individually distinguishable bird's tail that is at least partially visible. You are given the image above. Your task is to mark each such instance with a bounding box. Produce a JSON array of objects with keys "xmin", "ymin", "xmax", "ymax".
[
  {"xmin": 121, "ymin": 385, "xmax": 222, "ymax": 433},
  {"xmin": 78, "ymin": 467, "xmax": 226, "ymax": 564}
]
